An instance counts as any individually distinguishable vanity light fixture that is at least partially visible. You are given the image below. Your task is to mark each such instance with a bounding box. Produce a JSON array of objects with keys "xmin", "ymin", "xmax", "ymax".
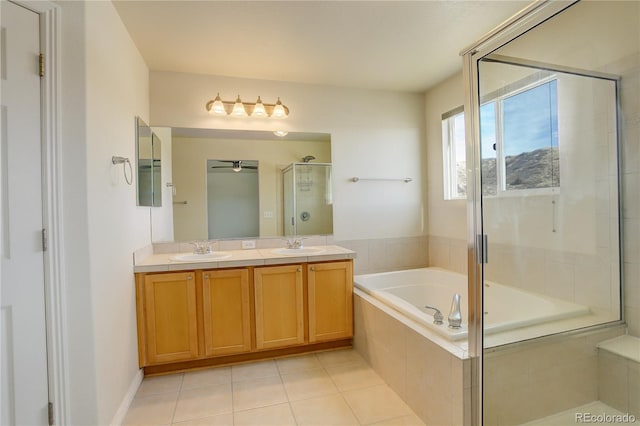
[
  {"xmin": 273, "ymin": 130, "xmax": 289, "ymax": 137},
  {"xmin": 206, "ymin": 93, "xmax": 289, "ymax": 118},
  {"xmin": 232, "ymin": 161, "xmax": 242, "ymax": 172}
]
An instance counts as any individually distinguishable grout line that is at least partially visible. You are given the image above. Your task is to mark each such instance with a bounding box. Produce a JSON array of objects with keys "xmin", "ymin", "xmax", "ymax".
[{"xmin": 169, "ymin": 373, "xmax": 185, "ymax": 424}]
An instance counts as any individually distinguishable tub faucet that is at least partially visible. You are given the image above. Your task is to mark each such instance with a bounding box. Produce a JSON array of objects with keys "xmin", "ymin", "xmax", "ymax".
[
  {"xmin": 424, "ymin": 305, "xmax": 443, "ymax": 325},
  {"xmin": 448, "ymin": 293, "xmax": 462, "ymax": 329}
]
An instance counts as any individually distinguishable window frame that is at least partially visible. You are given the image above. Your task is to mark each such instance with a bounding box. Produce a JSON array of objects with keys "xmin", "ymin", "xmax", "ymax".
[{"xmin": 442, "ymin": 74, "xmax": 560, "ymax": 200}]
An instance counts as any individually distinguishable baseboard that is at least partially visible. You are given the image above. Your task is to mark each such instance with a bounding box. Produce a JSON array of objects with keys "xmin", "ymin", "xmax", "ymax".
[{"xmin": 110, "ymin": 369, "xmax": 143, "ymax": 425}]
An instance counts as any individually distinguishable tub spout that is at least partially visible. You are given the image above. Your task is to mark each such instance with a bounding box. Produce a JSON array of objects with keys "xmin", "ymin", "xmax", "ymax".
[
  {"xmin": 448, "ymin": 293, "xmax": 462, "ymax": 329},
  {"xmin": 424, "ymin": 305, "xmax": 443, "ymax": 325}
]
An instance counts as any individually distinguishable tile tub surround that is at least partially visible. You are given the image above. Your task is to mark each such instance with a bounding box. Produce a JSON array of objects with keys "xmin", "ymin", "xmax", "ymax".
[
  {"xmin": 483, "ymin": 325, "xmax": 626, "ymax": 425},
  {"xmin": 133, "ymin": 244, "xmax": 356, "ymax": 273},
  {"xmin": 428, "ymin": 235, "xmax": 621, "ymax": 323},
  {"xmin": 597, "ymin": 335, "xmax": 640, "ymax": 418},
  {"xmin": 353, "ymin": 291, "xmax": 471, "ymax": 426},
  {"xmin": 122, "ymin": 349, "xmax": 425, "ymax": 426}
]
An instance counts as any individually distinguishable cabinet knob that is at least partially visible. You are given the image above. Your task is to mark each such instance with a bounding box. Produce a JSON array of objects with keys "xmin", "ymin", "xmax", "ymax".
[
  {"xmin": 187, "ymin": 276, "xmax": 193, "ymax": 280},
  {"xmin": 204, "ymin": 274, "xmax": 209, "ymax": 280},
  {"xmin": 310, "ymin": 266, "xmax": 315, "ymax": 271}
]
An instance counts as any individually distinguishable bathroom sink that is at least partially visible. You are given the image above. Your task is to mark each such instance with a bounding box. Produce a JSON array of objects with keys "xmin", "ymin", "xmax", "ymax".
[
  {"xmin": 170, "ymin": 252, "xmax": 232, "ymax": 262},
  {"xmin": 272, "ymin": 247, "xmax": 325, "ymax": 256}
]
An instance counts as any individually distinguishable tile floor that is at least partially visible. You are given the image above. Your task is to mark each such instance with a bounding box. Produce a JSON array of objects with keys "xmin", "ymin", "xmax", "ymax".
[
  {"xmin": 521, "ymin": 401, "xmax": 640, "ymax": 425},
  {"xmin": 123, "ymin": 349, "xmax": 425, "ymax": 426}
]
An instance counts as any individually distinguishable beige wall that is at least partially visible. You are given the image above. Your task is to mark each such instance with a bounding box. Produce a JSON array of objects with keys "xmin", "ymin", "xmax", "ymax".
[
  {"xmin": 59, "ymin": 1, "xmax": 150, "ymax": 423},
  {"xmin": 150, "ymin": 71, "xmax": 427, "ymax": 241},
  {"xmin": 170, "ymin": 136, "xmax": 330, "ymax": 241}
]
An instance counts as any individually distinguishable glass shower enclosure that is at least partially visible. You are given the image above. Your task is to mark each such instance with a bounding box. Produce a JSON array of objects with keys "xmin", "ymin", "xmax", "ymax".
[
  {"xmin": 463, "ymin": 1, "xmax": 638, "ymax": 424},
  {"xmin": 282, "ymin": 163, "xmax": 333, "ymax": 236}
]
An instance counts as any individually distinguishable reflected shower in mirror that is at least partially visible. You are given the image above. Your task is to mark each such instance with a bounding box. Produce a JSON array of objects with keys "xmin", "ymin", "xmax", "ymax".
[{"xmin": 156, "ymin": 128, "xmax": 332, "ymax": 242}]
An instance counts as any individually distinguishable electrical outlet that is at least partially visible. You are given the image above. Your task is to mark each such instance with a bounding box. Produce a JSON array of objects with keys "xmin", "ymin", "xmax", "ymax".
[{"xmin": 241, "ymin": 240, "xmax": 256, "ymax": 249}]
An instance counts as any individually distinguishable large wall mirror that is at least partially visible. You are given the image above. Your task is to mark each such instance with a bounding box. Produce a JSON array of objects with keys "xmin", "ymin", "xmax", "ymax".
[
  {"xmin": 136, "ymin": 117, "xmax": 162, "ymax": 207},
  {"xmin": 151, "ymin": 127, "xmax": 333, "ymax": 242}
]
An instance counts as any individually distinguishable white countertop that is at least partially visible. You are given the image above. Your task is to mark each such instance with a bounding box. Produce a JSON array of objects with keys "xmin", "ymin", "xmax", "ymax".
[{"xmin": 134, "ymin": 245, "xmax": 356, "ymax": 273}]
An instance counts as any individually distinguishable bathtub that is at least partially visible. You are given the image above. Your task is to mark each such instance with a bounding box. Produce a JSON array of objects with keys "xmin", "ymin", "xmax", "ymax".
[{"xmin": 354, "ymin": 267, "xmax": 590, "ymax": 341}]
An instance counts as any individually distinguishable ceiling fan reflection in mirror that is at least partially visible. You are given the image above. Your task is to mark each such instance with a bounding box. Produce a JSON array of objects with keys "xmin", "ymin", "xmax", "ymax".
[{"xmin": 209, "ymin": 160, "xmax": 258, "ymax": 172}]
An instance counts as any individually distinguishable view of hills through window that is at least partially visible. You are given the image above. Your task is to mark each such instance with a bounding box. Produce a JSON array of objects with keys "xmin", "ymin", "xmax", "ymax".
[{"xmin": 453, "ymin": 79, "xmax": 559, "ymax": 197}]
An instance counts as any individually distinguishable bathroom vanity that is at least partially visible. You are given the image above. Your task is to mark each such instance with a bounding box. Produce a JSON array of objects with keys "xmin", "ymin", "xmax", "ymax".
[{"xmin": 133, "ymin": 246, "xmax": 355, "ymax": 375}]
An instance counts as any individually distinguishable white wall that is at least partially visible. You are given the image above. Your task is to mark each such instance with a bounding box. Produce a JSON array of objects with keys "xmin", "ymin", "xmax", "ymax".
[
  {"xmin": 150, "ymin": 71, "xmax": 427, "ymax": 241},
  {"xmin": 59, "ymin": 1, "xmax": 150, "ymax": 423}
]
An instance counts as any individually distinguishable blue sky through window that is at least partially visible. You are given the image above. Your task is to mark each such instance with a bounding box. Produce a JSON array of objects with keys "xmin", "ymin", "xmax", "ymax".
[{"xmin": 503, "ymin": 80, "xmax": 558, "ymax": 156}]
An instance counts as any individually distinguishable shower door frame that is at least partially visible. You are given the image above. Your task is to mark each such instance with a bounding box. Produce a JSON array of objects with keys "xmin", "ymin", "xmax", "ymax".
[{"xmin": 457, "ymin": 1, "xmax": 627, "ymax": 424}]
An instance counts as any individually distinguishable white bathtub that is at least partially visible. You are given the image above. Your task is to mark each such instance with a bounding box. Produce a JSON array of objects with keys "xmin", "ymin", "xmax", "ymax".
[{"xmin": 354, "ymin": 267, "xmax": 590, "ymax": 341}]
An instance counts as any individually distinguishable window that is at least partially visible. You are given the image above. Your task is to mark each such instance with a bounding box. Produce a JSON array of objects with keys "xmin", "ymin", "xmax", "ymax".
[{"xmin": 443, "ymin": 77, "xmax": 559, "ymax": 199}]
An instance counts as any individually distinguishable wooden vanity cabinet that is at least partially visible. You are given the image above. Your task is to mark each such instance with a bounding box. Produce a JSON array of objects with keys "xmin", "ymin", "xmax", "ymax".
[
  {"xmin": 139, "ymin": 271, "xmax": 199, "ymax": 365},
  {"xmin": 202, "ymin": 269, "xmax": 252, "ymax": 357},
  {"xmin": 308, "ymin": 261, "xmax": 354, "ymax": 343},
  {"xmin": 135, "ymin": 259, "xmax": 353, "ymax": 372},
  {"xmin": 254, "ymin": 264, "xmax": 305, "ymax": 350}
]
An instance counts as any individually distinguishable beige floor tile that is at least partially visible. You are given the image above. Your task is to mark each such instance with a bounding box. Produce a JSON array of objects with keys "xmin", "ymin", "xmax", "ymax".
[
  {"xmin": 122, "ymin": 393, "xmax": 178, "ymax": 426},
  {"xmin": 290, "ymin": 394, "xmax": 360, "ymax": 426},
  {"xmin": 281, "ymin": 368, "xmax": 339, "ymax": 401},
  {"xmin": 325, "ymin": 361, "xmax": 384, "ymax": 392},
  {"xmin": 182, "ymin": 367, "xmax": 231, "ymax": 390},
  {"xmin": 232, "ymin": 375, "xmax": 289, "ymax": 411},
  {"xmin": 234, "ymin": 403, "xmax": 297, "ymax": 425},
  {"xmin": 276, "ymin": 354, "xmax": 323, "ymax": 374},
  {"xmin": 171, "ymin": 413, "xmax": 234, "ymax": 425},
  {"xmin": 136, "ymin": 374, "xmax": 183, "ymax": 397},
  {"xmin": 317, "ymin": 349, "xmax": 365, "ymax": 367},
  {"xmin": 371, "ymin": 414, "xmax": 426, "ymax": 425},
  {"xmin": 172, "ymin": 384, "xmax": 233, "ymax": 423},
  {"xmin": 343, "ymin": 384, "xmax": 412, "ymax": 425},
  {"xmin": 232, "ymin": 359, "xmax": 279, "ymax": 382}
]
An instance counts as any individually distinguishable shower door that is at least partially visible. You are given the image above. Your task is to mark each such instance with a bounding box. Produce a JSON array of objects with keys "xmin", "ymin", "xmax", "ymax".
[{"xmin": 463, "ymin": 1, "xmax": 637, "ymax": 425}]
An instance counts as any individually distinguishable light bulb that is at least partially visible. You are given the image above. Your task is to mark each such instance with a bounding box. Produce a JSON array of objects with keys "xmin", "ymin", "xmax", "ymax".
[
  {"xmin": 252, "ymin": 96, "xmax": 267, "ymax": 117},
  {"xmin": 272, "ymin": 97, "xmax": 287, "ymax": 118},
  {"xmin": 210, "ymin": 93, "xmax": 226, "ymax": 115},
  {"xmin": 273, "ymin": 130, "xmax": 288, "ymax": 137},
  {"xmin": 232, "ymin": 161, "xmax": 242, "ymax": 172},
  {"xmin": 232, "ymin": 95, "xmax": 247, "ymax": 117}
]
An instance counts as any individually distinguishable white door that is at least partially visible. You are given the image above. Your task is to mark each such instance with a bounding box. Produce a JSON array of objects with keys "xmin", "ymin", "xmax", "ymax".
[{"xmin": 1, "ymin": 2, "xmax": 50, "ymax": 425}]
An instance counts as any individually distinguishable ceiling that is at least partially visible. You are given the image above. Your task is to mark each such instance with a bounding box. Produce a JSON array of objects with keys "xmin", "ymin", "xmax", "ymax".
[{"xmin": 114, "ymin": 1, "xmax": 527, "ymax": 93}]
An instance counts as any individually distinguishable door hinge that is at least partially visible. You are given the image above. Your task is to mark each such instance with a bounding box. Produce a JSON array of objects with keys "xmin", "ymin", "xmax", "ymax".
[
  {"xmin": 42, "ymin": 228, "xmax": 48, "ymax": 251},
  {"xmin": 39, "ymin": 53, "xmax": 45, "ymax": 77},
  {"xmin": 48, "ymin": 401, "xmax": 54, "ymax": 425}
]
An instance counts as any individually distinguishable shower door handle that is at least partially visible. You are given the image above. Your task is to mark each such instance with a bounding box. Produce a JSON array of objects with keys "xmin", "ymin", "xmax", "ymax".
[{"xmin": 476, "ymin": 234, "xmax": 488, "ymax": 264}]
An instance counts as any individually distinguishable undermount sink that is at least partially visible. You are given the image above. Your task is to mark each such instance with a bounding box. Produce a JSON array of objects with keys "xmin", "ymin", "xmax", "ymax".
[
  {"xmin": 170, "ymin": 252, "xmax": 232, "ymax": 262},
  {"xmin": 272, "ymin": 247, "xmax": 325, "ymax": 256}
]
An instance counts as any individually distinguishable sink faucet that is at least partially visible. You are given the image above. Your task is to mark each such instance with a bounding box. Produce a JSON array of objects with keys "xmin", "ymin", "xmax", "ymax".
[
  {"xmin": 448, "ymin": 293, "xmax": 462, "ymax": 329},
  {"xmin": 191, "ymin": 240, "xmax": 212, "ymax": 255},
  {"xmin": 284, "ymin": 238, "xmax": 304, "ymax": 249}
]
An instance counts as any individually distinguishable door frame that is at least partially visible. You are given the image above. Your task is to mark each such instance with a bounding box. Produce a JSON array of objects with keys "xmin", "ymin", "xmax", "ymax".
[{"xmin": 3, "ymin": 1, "xmax": 67, "ymax": 424}]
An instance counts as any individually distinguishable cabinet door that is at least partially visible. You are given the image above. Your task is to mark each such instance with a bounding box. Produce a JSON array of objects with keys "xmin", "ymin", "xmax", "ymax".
[
  {"xmin": 254, "ymin": 265, "xmax": 304, "ymax": 350},
  {"xmin": 202, "ymin": 269, "xmax": 252, "ymax": 357},
  {"xmin": 308, "ymin": 261, "xmax": 354, "ymax": 343},
  {"xmin": 143, "ymin": 272, "xmax": 198, "ymax": 364}
]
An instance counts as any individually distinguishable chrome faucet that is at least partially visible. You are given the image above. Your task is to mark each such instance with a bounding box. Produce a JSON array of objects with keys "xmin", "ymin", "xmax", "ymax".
[
  {"xmin": 424, "ymin": 306, "xmax": 444, "ymax": 325},
  {"xmin": 191, "ymin": 240, "xmax": 212, "ymax": 255},
  {"xmin": 284, "ymin": 238, "xmax": 304, "ymax": 249},
  {"xmin": 448, "ymin": 293, "xmax": 462, "ymax": 329}
]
